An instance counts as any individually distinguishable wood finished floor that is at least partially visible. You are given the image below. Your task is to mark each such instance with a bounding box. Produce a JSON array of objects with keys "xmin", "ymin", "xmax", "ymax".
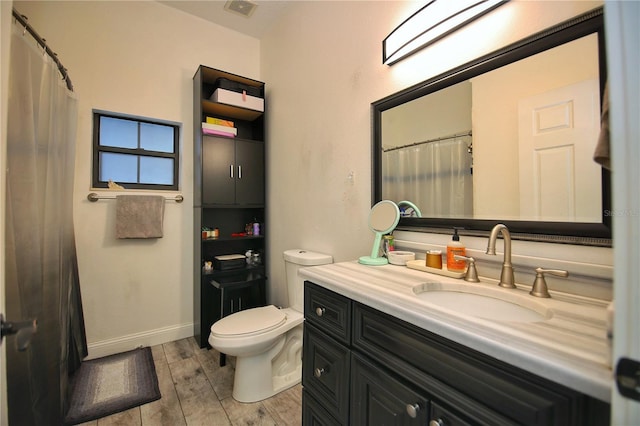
[{"xmin": 78, "ymin": 337, "xmax": 302, "ymax": 426}]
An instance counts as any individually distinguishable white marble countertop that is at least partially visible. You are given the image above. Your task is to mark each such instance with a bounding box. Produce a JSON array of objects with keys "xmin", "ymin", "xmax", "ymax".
[{"xmin": 299, "ymin": 260, "xmax": 613, "ymax": 402}]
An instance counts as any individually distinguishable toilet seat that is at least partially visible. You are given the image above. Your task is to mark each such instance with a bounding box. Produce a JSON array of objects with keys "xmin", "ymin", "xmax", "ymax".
[{"xmin": 210, "ymin": 305, "xmax": 287, "ymax": 338}]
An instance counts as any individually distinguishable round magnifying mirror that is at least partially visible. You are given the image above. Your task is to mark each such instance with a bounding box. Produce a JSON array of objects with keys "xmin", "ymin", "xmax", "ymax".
[{"xmin": 359, "ymin": 200, "xmax": 400, "ymax": 266}]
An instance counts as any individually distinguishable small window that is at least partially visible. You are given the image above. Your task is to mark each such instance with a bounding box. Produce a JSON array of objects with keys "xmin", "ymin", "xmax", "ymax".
[{"xmin": 92, "ymin": 111, "xmax": 180, "ymax": 190}]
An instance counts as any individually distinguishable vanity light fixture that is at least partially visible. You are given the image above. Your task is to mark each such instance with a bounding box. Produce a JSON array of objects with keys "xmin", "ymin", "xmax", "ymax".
[{"xmin": 383, "ymin": 0, "xmax": 509, "ymax": 65}]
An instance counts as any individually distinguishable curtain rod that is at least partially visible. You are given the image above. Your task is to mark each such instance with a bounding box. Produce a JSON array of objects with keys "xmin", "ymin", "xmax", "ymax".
[
  {"xmin": 383, "ymin": 131, "xmax": 472, "ymax": 152},
  {"xmin": 87, "ymin": 193, "xmax": 184, "ymax": 203},
  {"xmin": 12, "ymin": 8, "xmax": 74, "ymax": 92}
]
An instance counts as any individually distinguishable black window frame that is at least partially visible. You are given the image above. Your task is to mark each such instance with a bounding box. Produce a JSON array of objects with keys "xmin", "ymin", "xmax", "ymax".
[{"xmin": 92, "ymin": 110, "xmax": 180, "ymax": 191}]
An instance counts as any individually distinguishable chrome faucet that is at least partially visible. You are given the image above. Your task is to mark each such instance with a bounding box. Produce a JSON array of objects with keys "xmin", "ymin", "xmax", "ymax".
[{"xmin": 486, "ymin": 224, "xmax": 516, "ymax": 289}]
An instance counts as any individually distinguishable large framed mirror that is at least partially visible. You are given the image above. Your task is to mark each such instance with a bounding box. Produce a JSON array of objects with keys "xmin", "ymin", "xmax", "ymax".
[{"xmin": 373, "ymin": 7, "xmax": 611, "ymax": 246}]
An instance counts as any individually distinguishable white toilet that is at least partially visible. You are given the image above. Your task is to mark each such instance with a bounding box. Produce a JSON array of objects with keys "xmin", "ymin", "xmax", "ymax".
[{"xmin": 208, "ymin": 249, "xmax": 333, "ymax": 403}]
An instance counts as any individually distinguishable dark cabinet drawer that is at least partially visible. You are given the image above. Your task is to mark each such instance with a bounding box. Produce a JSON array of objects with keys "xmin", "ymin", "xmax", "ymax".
[
  {"xmin": 304, "ymin": 281, "xmax": 351, "ymax": 345},
  {"xmin": 303, "ymin": 323, "xmax": 350, "ymax": 424},
  {"xmin": 351, "ymin": 353, "xmax": 429, "ymax": 426},
  {"xmin": 302, "ymin": 390, "xmax": 343, "ymax": 426},
  {"xmin": 430, "ymin": 401, "xmax": 473, "ymax": 426},
  {"xmin": 353, "ymin": 302, "xmax": 592, "ymax": 425}
]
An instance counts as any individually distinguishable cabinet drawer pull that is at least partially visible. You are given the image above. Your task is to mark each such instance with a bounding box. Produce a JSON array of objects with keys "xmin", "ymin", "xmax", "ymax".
[
  {"xmin": 429, "ymin": 419, "xmax": 444, "ymax": 426},
  {"xmin": 406, "ymin": 403, "xmax": 420, "ymax": 418},
  {"xmin": 315, "ymin": 307, "xmax": 325, "ymax": 317},
  {"xmin": 314, "ymin": 367, "xmax": 325, "ymax": 378}
]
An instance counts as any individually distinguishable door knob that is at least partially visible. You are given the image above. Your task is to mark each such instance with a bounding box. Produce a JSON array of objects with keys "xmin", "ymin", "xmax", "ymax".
[{"xmin": 1, "ymin": 314, "xmax": 37, "ymax": 351}]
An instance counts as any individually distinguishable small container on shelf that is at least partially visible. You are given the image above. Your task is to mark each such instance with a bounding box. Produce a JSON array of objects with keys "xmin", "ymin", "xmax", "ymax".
[{"xmin": 425, "ymin": 250, "xmax": 443, "ymax": 269}]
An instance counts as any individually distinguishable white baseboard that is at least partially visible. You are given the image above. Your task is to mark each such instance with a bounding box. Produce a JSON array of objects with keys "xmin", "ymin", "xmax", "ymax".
[{"xmin": 85, "ymin": 323, "xmax": 194, "ymax": 360}]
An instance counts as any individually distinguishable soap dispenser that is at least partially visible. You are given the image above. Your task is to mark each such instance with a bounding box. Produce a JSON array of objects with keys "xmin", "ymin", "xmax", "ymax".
[{"xmin": 446, "ymin": 228, "xmax": 466, "ymax": 271}]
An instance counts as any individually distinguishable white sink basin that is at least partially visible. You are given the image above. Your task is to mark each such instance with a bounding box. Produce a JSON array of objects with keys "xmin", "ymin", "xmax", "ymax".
[{"xmin": 413, "ymin": 282, "xmax": 553, "ymax": 323}]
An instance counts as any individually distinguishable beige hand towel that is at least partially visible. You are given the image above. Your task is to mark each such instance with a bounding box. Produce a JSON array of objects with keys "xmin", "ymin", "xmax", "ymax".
[{"xmin": 115, "ymin": 195, "xmax": 165, "ymax": 239}]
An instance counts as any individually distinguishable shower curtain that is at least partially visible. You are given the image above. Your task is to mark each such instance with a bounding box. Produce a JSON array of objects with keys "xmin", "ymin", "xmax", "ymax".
[
  {"xmin": 383, "ymin": 137, "xmax": 473, "ymax": 218},
  {"xmin": 5, "ymin": 21, "xmax": 87, "ymax": 425}
]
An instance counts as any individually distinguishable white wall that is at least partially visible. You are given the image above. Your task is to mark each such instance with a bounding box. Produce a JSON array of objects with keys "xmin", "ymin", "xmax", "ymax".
[
  {"xmin": 472, "ymin": 33, "xmax": 600, "ymax": 219},
  {"xmin": 5, "ymin": 0, "xmax": 608, "ymax": 357},
  {"xmin": 261, "ymin": 0, "xmax": 606, "ymax": 305},
  {"xmin": 382, "ymin": 82, "xmax": 472, "ymax": 148},
  {"xmin": 11, "ymin": 0, "xmax": 261, "ymax": 357}
]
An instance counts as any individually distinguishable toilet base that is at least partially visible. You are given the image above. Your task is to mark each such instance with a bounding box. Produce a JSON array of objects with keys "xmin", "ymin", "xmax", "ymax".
[
  {"xmin": 232, "ymin": 324, "xmax": 303, "ymax": 403},
  {"xmin": 272, "ymin": 364, "xmax": 302, "ymax": 394},
  {"xmin": 233, "ymin": 362, "xmax": 302, "ymax": 403}
]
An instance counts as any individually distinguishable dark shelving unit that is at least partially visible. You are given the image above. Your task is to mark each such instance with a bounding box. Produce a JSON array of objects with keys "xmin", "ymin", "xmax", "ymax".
[{"xmin": 193, "ymin": 65, "xmax": 267, "ymax": 349}]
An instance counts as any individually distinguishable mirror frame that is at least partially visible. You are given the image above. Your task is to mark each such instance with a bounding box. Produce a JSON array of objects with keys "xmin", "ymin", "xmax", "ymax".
[{"xmin": 372, "ymin": 7, "xmax": 611, "ymax": 246}]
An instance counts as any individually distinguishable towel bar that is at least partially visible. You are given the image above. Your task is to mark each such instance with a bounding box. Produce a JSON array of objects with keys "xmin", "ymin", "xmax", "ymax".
[{"xmin": 87, "ymin": 193, "xmax": 184, "ymax": 203}]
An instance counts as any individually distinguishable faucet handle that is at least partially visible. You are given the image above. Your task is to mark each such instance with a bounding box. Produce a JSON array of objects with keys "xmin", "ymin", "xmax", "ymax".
[
  {"xmin": 454, "ymin": 255, "xmax": 480, "ymax": 283},
  {"xmin": 530, "ymin": 267, "xmax": 568, "ymax": 298}
]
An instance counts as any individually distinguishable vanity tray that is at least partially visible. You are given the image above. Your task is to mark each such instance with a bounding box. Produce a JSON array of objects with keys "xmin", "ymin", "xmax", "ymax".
[{"xmin": 406, "ymin": 260, "xmax": 465, "ymax": 279}]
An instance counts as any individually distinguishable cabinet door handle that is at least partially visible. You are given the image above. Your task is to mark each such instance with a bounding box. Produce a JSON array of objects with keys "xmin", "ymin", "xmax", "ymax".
[
  {"xmin": 406, "ymin": 403, "xmax": 420, "ymax": 419},
  {"xmin": 315, "ymin": 307, "xmax": 325, "ymax": 317},
  {"xmin": 314, "ymin": 367, "xmax": 325, "ymax": 378},
  {"xmin": 238, "ymin": 165, "xmax": 242, "ymax": 179},
  {"xmin": 230, "ymin": 164, "xmax": 234, "ymax": 178},
  {"xmin": 428, "ymin": 419, "xmax": 444, "ymax": 426}
]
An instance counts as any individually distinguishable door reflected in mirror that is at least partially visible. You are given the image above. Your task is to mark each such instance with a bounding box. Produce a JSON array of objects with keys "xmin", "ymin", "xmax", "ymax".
[{"xmin": 381, "ymin": 33, "xmax": 602, "ymax": 223}]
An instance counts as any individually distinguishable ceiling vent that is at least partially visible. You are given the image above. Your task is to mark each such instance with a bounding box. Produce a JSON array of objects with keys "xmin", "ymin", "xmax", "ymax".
[{"xmin": 224, "ymin": 0, "xmax": 258, "ymax": 18}]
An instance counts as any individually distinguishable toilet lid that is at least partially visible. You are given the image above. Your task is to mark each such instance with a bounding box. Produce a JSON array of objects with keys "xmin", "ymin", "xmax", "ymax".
[{"xmin": 211, "ymin": 305, "xmax": 286, "ymax": 337}]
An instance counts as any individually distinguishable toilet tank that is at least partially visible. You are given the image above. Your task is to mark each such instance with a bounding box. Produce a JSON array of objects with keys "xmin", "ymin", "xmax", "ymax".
[{"xmin": 283, "ymin": 249, "xmax": 333, "ymax": 312}]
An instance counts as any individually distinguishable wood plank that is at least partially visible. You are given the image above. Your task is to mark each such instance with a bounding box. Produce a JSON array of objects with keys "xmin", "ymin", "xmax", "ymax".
[
  {"xmin": 262, "ymin": 385, "xmax": 303, "ymax": 426},
  {"xmin": 220, "ymin": 398, "xmax": 277, "ymax": 425},
  {"xmin": 169, "ymin": 356, "xmax": 231, "ymax": 425},
  {"xmin": 140, "ymin": 351, "xmax": 186, "ymax": 425},
  {"xmin": 194, "ymin": 347, "xmax": 235, "ymax": 401},
  {"xmin": 163, "ymin": 338, "xmax": 197, "ymax": 364},
  {"xmin": 150, "ymin": 343, "xmax": 167, "ymax": 364},
  {"xmin": 96, "ymin": 407, "xmax": 141, "ymax": 425}
]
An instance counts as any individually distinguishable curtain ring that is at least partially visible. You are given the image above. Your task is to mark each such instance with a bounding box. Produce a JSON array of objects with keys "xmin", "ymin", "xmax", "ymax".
[{"xmin": 20, "ymin": 15, "xmax": 27, "ymax": 36}]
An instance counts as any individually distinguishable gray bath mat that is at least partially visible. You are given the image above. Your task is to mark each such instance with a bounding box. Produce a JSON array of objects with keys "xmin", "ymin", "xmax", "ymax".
[{"xmin": 64, "ymin": 347, "xmax": 161, "ymax": 425}]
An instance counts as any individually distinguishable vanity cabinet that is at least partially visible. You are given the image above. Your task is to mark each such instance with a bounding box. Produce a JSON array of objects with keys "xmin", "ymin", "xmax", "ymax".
[
  {"xmin": 302, "ymin": 281, "xmax": 610, "ymax": 426},
  {"xmin": 302, "ymin": 281, "xmax": 352, "ymax": 424},
  {"xmin": 193, "ymin": 65, "xmax": 267, "ymax": 348}
]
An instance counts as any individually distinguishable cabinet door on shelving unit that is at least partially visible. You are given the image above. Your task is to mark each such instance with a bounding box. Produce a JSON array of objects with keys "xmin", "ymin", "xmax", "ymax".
[
  {"xmin": 203, "ymin": 136, "xmax": 235, "ymax": 204},
  {"xmin": 236, "ymin": 139, "xmax": 264, "ymax": 205}
]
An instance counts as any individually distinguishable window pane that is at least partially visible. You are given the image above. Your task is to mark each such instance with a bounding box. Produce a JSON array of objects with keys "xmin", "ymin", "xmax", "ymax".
[
  {"xmin": 140, "ymin": 122, "xmax": 174, "ymax": 153},
  {"xmin": 100, "ymin": 152, "xmax": 138, "ymax": 183},
  {"xmin": 100, "ymin": 117, "xmax": 137, "ymax": 149},
  {"xmin": 140, "ymin": 157, "xmax": 174, "ymax": 184},
  {"xmin": 93, "ymin": 111, "xmax": 179, "ymax": 189}
]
